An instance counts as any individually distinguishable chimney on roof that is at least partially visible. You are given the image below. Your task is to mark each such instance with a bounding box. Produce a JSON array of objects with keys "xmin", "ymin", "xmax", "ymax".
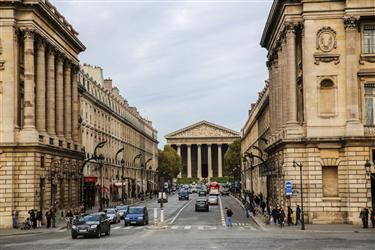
[{"xmin": 104, "ymin": 78, "xmax": 112, "ymax": 90}]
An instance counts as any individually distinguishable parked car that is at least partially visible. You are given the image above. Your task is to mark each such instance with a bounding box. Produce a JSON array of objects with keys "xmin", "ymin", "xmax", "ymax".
[
  {"xmin": 71, "ymin": 212, "xmax": 111, "ymax": 239},
  {"xmin": 104, "ymin": 208, "xmax": 121, "ymax": 224},
  {"xmin": 195, "ymin": 197, "xmax": 209, "ymax": 212},
  {"xmin": 178, "ymin": 189, "xmax": 189, "ymax": 200},
  {"xmin": 124, "ymin": 206, "xmax": 149, "ymax": 226},
  {"xmin": 220, "ymin": 187, "xmax": 230, "ymax": 196},
  {"xmin": 115, "ymin": 205, "xmax": 129, "ymax": 219},
  {"xmin": 207, "ymin": 195, "xmax": 219, "ymax": 205},
  {"xmin": 198, "ymin": 190, "xmax": 207, "ymax": 197}
]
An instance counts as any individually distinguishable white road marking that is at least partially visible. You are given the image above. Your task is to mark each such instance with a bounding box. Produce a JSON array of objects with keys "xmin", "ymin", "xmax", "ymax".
[
  {"xmin": 113, "ymin": 226, "xmax": 121, "ymax": 230},
  {"xmin": 198, "ymin": 226, "xmax": 204, "ymax": 230},
  {"xmin": 171, "ymin": 226, "xmax": 179, "ymax": 230},
  {"xmin": 169, "ymin": 198, "xmax": 195, "ymax": 225},
  {"xmin": 135, "ymin": 227, "xmax": 143, "ymax": 230},
  {"xmin": 123, "ymin": 226, "xmax": 134, "ymax": 230},
  {"xmin": 184, "ymin": 225, "xmax": 191, "ymax": 230},
  {"xmin": 218, "ymin": 196, "xmax": 226, "ymax": 227},
  {"xmin": 58, "ymin": 228, "xmax": 66, "ymax": 232}
]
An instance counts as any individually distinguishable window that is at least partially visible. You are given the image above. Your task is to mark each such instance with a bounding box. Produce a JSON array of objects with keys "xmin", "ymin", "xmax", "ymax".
[
  {"xmin": 322, "ymin": 166, "xmax": 338, "ymax": 197},
  {"xmin": 364, "ymin": 24, "xmax": 375, "ymax": 54},
  {"xmin": 319, "ymin": 79, "xmax": 336, "ymax": 115},
  {"xmin": 365, "ymin": 84, "xmax": 375, "ymax": 125}
]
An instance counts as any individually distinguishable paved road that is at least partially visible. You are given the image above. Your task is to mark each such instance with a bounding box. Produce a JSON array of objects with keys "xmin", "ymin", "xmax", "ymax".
[{"xmin": 1, "ymin": 194, "xmax": 374, "ymax": 250}]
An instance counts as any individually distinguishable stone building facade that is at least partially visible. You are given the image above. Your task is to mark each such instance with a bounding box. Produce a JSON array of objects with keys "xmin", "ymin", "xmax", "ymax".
[
  {"xmin": 79, "ymin": 65, "xmax": 158, "ymax": 208},
  {"xmin": 166, "ymin": 121, "xmax": 240, "ymax": 179},
  {"xmin": 242, "ymin": 0, "xmax": 375, "ymax": 224},
  {"xmin": 0, "ymin": 0, "xmax": 85, "ymax": 228}
]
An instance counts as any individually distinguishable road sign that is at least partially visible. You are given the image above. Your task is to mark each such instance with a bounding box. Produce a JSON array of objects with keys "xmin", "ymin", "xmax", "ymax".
[{"xmin": 285, "ymin": 181, "xmax": 293, "ymax": 196}]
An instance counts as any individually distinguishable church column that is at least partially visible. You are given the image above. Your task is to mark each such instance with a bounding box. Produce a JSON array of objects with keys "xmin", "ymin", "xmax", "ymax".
[
  {"xmin": 208, "ymin": 144, "xmax": 212, "ymax": 178},
  {"xmin": 187, "ymin": 144, "xmax": 192, "ymax": 178},
  {"xmin": 56, "ymin": 54, "xmax": 64, "ymax": 139},
  {"xmin": 197, "ymin": 144, "xmax": 202, "ymax": 179},
  {"xmin": 176, "ymin": 145, "xmax": 182, "ymax": 178},
  {"xmin": 218, "ymin": 144, "xmax": 223, "ymax": 177},
  {"xmin": 36, "ymin": 38, "xmax": 46, "ymax": 133},
  {"xmin": 47, "ymin": 47, "xmax": 56, "ymax": 137},
  {"xmin": 22, "ymin": 29, "xmax": 36, "ymax": 129}
]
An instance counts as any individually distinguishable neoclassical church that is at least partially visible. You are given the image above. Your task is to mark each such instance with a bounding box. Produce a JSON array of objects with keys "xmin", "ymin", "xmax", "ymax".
[{"xmin": 165, "ymin": 121, "xmax": 240, "ymax": 179}]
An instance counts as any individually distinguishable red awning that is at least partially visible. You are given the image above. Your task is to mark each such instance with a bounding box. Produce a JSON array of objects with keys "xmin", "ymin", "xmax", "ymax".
[{"xmin": 84, "ymin": 176, "xmax": 98, "ymax": 183}]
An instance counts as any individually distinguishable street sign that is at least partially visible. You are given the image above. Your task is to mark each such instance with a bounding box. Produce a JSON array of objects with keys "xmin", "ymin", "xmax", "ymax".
[{"xmin": 285, "ymin": 181, "xmax": 293, "ymax": 196}]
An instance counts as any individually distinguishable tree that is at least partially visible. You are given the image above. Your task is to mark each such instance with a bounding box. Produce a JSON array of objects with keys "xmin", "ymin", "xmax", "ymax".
[
  {"xmin": 224, "ymin": 139, "xmax": 241, "ymax": 177},
  {"xmin": 157, "ymin": 145, "xmax": 182, "ymax": 180}
]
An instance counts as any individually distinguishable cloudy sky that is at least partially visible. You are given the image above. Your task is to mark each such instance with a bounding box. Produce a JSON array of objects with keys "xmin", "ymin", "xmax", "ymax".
[{"xmin": 52, "ymin": 0, "xmax": 272, "ymax": 146}]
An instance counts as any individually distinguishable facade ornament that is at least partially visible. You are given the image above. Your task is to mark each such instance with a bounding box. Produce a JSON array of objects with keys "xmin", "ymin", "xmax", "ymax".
[
  {"xmin": 343, "ymin": 15, "xmax": 359, "ymax": 30},
  {"xmin": 22, "ymin": 28, "xmax": 35, "ymax": 41},
  {"xmin": 314, "ymin": 53, "xmax": 340, "ymax": 65},
  {"xmin": 316, "ymin": 27, "xmax": 337, "ymax": 53}
]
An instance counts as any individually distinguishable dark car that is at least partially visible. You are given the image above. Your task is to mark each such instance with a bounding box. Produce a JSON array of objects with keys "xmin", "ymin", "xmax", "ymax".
[
  {"xmin": 71, "ymin": 213, "xmax": 111, "ymax": 239},
  {"xmin": 116, "ymin": 205, "xmax": 129, "ymax": 219},
  {"xmin": 220, "ymin": 187, "xmax": 230, "ymax": 196},
  {"xmin": 195, "ymin": 198, "xmax": 209, "ymax": 212},
  {"xmin": 198, "ymin": 190, "xmax": 207, "ymax": 197},
  {"xmin": 178, "ymin": 189, "xmax": 189, "ymax": 200},
  {"xmin": 124, "ymin": 206, "xmax": 149, "ymax": 226}
]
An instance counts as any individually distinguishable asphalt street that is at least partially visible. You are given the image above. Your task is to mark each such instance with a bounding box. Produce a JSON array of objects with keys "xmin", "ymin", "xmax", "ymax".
[{"xmin": 1, "ymin": 194, "xmax": 374, "ymax": 250}]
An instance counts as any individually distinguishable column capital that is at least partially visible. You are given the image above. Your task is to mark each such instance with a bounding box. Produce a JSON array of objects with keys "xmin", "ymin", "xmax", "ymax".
[
  {"xmin": 36, "ymin": 37, "xmax": 46, "ymax": 50},
  {"xmin": 344, "ymin": 15, "xmax": 359, "ymax": 30},
  {"xmin": 21, "ymin": 28, "xmax": 35, "ymax": 41}
]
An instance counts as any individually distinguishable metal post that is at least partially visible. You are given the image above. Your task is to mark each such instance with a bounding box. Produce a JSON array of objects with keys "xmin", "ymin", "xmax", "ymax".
[
  {"xmin": 294, "ymin": 161, "xmax": 305, "ymax": 230},
  {"xmin": 100, "ymin": 160, "xmax": 103, "ymax": 212},
  {"xmin": 121, "ymin": 160, "xmax": 125, "ymax": 204}
]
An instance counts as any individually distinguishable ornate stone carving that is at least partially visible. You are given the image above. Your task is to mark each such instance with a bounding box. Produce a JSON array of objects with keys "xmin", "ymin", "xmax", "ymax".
[
  {"xmin": 359, "ymin": 55, "xmax": 375, "ymax": 64},
  {"xmin": 316, "ymin": 27, "xmax": 337, "ymax": 53},
  {"xmin": 314, "ymin": 53, "xmax": 340, "ymax": 65},
  {"xmin": 344, "ymin": 15, "xmax": 359, "ymax": 30},
  {"xmin": 170, "ymin": 124, "xmax": 239, "ymax": 138},
  {"xmin": 22, "ymin": 28, "xmax": 35, "ymax": 41}
]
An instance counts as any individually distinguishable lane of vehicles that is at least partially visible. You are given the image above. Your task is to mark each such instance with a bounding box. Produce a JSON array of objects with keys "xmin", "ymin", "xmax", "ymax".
[
  {"xmin": 104, "ymin": 208, "xmax": 121, "ymax": 224},
  {"xmin": 178, "ymin": 189, "xmax": 189, "ymax": 200},
  {"xmin": 116, "ymin": 205, "xmax": 129, "ymax": 219}
]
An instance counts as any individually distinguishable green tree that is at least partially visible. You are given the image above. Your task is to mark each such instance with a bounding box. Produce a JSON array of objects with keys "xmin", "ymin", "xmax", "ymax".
[
  {"xmin": 157, "ymin": 145, "xmax": 182, "ymax": 180},
  {"xmin": 224, "ymin": 139, "xmax": 241, "ymax": 177}
]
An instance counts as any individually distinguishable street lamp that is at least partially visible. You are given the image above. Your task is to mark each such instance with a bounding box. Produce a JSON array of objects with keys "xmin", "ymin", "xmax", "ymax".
[
  {"xmin": 115, "ymin": 147, "xmax": 125, "ymax": 204},
  {"xmin": 293, "ymin": 160, "xmax": 305, "ymax": 230},
  {"xmin": 98, "ymin": 154, "xmax": 105, "ymax": 212}
]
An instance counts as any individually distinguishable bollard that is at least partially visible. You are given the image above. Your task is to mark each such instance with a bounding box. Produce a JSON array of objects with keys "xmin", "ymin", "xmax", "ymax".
[
  {"xmin": 154, "ymin": 208, "xmax": 158, "ymax": 225},
  {"xmin": 160, "ymin": 208, "xmax": 164, "ymax": 223}
]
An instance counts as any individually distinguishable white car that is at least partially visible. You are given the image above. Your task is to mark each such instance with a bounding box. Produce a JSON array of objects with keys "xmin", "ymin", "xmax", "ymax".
[
  {"xmin": 207, "ymin": 195, "xmax": 218, "ymax": 205},
  {"xmin": 105, "ymin": 208, "xmax": 121, "ymax": 224}
]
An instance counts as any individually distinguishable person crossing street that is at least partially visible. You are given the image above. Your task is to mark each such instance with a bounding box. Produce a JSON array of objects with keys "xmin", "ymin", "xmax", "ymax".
[{"xmin": 225, "ymin": 207, "xmax": 233, "ymax": 227}]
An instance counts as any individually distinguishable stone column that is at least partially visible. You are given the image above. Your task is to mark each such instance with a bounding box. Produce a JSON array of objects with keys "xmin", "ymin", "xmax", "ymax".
[
  {"xmin": 187, "ymin": 144, "xmax": 192, "ymax": 178},
  {"xmin": 64, "ymin": 61, "xmax": 72, "ymax": 141},
  {"xmin": 277, "ymin": 48, "xmax": 283, "ymax": 131},
  {"xmin": 218, "ymin": 144, "xmax": 223, "ymax": 177},
  {"xmin": 344, "ymin": 16, "xmax": 362, "ymax": 135},
  {"xmin": 207, "ymin": 144, "xmax": 212, "ymax": 178},
  {"xmin": 47, "ymin": 47, "xmax": 56, "ymax": 137},
  {"xmin": 176, "ymin": 145, "xmax": 182, "ymax": 178},
  {"xmin": 56, "ymin": 54, "xmax": 64, "ymax": 139},
  {"xmin": 286, "ymin": 22, "xmax": 297, "ymax": 124},
  {"xmin": 197, "ymin": 144, "xmax": 202, "ymax": 179},
  {"xmin": 36, "ymin": 38, "xmax": 46, "ymax": 133},
  {"xmin": 23, "ymin": 29, "xmax": 36, "ymax": 129},
  {"xmin": 72, "ymin": 66, "xmax": 79, "ymax": 143}
]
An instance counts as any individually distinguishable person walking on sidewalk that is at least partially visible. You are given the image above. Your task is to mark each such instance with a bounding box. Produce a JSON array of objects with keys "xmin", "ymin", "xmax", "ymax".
[
  {"xmin": 36, "ymin": 210, "xmax": 43, "ymax": 228},
  {"xmin": 360, "ymin": 207, "xmax": 369, "ymax": 228},
  {"xmin": 225, "ymin": 207, "xmax": 233, "ymax": 227},
  {"xmin": 271, "ymin": 207, "xmax": 278, "ymax": 225},
  {"xmin": 370, "ymin": 208, "xmax": 375, "ymax": 228},
  {"xmin": 278, "ymin": 208, "xmax": 285, "ymax": 228},
  {"xmin": 287, "ymin": 206, "xmax": 293, "ymax": 226},
  {"xmin": 295, "ymin": 205, "xmax": 301, "ymax": 226},
  {"xmin": 50, "ymin": 207, "xmax": 56, "ymax": 228},
  {"xmin": 45, "ymin": 210, "xmax": 52, "ymax": 228}
]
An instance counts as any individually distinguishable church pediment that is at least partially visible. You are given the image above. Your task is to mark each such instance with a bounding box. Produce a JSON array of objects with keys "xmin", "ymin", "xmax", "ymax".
[{"xmin": 165, "ymin": 121, "xmax": 240, "ymax": 139}]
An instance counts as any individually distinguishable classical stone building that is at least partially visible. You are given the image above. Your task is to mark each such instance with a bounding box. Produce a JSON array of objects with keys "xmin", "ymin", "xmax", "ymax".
[
  {"xmin": 0, "ymin": 0, "xmax": 85, "ymax": 228},
  {"xmin": 165, "ymin": 121, "xmax": 240, "ymax": 179},
  {"xmin": 79, "ymin": 65, "xmax": 158, "ymax": 208},
  {"xmin": 241, "ymin": 0, "xmax": 375, "ymax": 224}
]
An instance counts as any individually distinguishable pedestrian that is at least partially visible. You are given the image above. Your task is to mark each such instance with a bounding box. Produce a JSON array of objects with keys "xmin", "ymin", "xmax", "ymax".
[
  {"xmin": 225, "ymin": 207, "xmax": 233, "ymax": 227},
  {"xmin": 30, "ymin": 209, "xmax": 37, "ymax": 229},
  {"xmin": 278, "ymin": 208, "xmax": 285, "ymax": 228},
  {"xmin": 65, "ymin": 209, "xmax": 73, "ymax": 229},
  {"xmin": 359, "ymin": 207, "xmax": 369, "ymax": 228},
  {"xmin": 50, "ymin": 207, "xmax": 56, "ymax": 228},
  {"xmin": 260, "ymin": 200, "xmax": 266, "ymax": 215},
  {"xmin": 287, "ymin": 206, "xmax": 293, "ymax": 226},
  {"xmin": 37, "ymin": 210, "xmax": 43, "ymax": 228},
  {"xmin": 245, "ymin": 202, "xmax": 250, "ymax": 218},
  {"xmin": 370, "ymin": 208, "xmax": 375, "ymax": 228},
  {"xmin": 45, "ymin": 210, "xmax": 52, "ymax": 228},
  {"xmin": 271, "ymin": 207, "xmax": 278, "ymax": 225},
  {"xmin": 295, "ymin": 205, "xmax": 301, "ymax": 226}
]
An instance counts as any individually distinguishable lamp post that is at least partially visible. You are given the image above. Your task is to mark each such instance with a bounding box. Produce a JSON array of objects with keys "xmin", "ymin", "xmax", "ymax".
[
  {"xmin": 98, "ymin": 154, "xmax": 105, "ymax": 211},
  {"xmin": 115, "ymin": 147, "xmax": 125, "ymax": 204},
  {"xmin": 293, "ymin": 160, "xmax": 305, "ymax": 230}
]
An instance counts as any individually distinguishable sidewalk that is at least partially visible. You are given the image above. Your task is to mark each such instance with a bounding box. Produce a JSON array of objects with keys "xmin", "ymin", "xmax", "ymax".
[
  {"xmin": 0, "ymin": 221, "xmax": 66, "ymax": 237},
  {"xmin": 230, "ymin": 194, "xmax": 375, "ymax": 233}
]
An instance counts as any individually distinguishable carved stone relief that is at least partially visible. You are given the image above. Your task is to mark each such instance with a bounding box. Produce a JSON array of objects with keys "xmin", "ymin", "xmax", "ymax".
[
  {"xmin": 171, "ymin": 124, "xmax": 239, "ymax": 138},
  {"xmin": 314, "ymin": 27, "xmax": 339, "ymax": 65}
]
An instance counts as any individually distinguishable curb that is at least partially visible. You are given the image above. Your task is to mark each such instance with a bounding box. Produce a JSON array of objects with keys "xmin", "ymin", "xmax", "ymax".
[{"xmin": 0, "ymin": 225, "xmax": 67, "ymax": 237}]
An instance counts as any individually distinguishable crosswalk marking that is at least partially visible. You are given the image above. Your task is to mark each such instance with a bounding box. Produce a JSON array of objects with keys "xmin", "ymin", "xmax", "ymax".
[
  {"xmin": 198, "ymin": 226, "xmax": 204, "ymax": 230},
  {"xmin": 184, "ymin": 225, "xmax": 191, "ymax": 230},
  {"xmin": 171, "ymin": 226, "xmax": 179, "ymax": 230},
  {"xmin": 113, "ymin": 226, "xmax": 121, "ymax": 230}
]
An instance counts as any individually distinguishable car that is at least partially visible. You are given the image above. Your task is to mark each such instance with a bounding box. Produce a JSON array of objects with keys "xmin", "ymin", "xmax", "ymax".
[
  {"xmin": 124, "ymin": 206, "xmax": 149, "ymax": 226},
  {"xmin": 191, "ymin": 187, "xmax": 198, "ymax": 193},
  {"xmin": 104, "ymin": 208, "xmax": 121, "ymax": 224},
  {"xmin": 178, "ymin": 189, "xmax": 189, "ymax": 200},
  {"xmin": 115, "ymin": 205, "xmax": 129, "ymax": 219},
  {"xmin": 71, "ymin": 212, "xmax": 111, "ymax": 239},
  {"xmin": 220, "ymin": 187, "xmax": 230, "ymax": 196},
  {"xmin": 207, "ymin": 195, "xmax": 219, "ymax": 205},
  {"xmin": 198, "ymin": 190, "xmax": 207, "ymax": 197},
  {"xmin": 195, "ymin": 198, "xmax": 209, "ymax": 212}
]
